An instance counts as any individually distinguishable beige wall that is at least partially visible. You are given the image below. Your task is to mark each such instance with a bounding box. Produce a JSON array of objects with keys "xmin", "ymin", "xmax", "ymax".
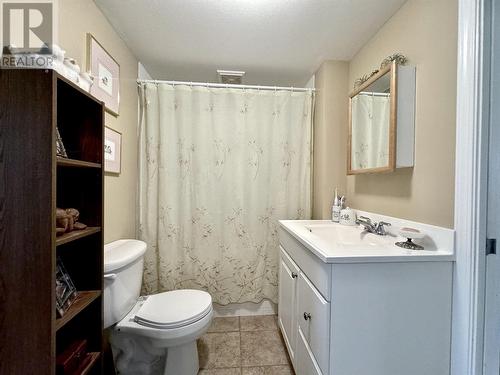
[
  {"xmin": 313, "ymin": 61, "xmax": 349, "ymax": 219},
  {"xmin": 59, "ymin": 0, "xmax": 139, "ymax": 242},
  {"xmin": 314, "ymin": 0, "xmax": 458, "ymax": 228}
]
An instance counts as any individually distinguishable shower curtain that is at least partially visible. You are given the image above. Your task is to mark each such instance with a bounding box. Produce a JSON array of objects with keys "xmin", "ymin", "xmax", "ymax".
[
  {"xmin": 351, "ymin": 94, "xmax": 390, "ymax": 170},
  {"xmin": 138, "ymin": 83, "xmax": 313, "ymax": 305}
]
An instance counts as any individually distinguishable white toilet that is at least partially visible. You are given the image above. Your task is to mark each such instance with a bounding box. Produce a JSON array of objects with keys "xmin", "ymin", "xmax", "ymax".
[{"xmin": 103, "ymin": 239, "xmax": 213, "ymax": 375}]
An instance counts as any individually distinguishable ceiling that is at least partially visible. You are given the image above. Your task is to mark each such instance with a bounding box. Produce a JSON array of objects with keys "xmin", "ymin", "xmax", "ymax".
[{"xmin": 94, "ymin": 0, "xmax": 408, "ymax": 86}]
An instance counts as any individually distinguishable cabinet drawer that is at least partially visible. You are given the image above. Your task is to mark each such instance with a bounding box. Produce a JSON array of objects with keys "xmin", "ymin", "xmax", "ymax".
[
  {"xmin": 280, "ymin": 246, "xmax": 300, "ymax": 276},
  {"xmin": 298, "ymin": 272, "xmax": 330, "ymax": 375},
  {"xmin": 296, "ymin": 327, "xmax": 323, "ymax": 375}
]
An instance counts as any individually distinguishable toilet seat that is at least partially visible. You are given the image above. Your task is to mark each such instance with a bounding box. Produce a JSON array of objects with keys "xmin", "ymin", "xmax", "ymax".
[{"xmin": 133, "ymin": 289, "xmax": 212, "ymax": 329}]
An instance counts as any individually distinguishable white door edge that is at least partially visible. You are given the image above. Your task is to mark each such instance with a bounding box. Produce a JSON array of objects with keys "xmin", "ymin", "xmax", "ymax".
[{"xmin": 452, "ymin": 0, "xmax": 490, "ymax": 374}]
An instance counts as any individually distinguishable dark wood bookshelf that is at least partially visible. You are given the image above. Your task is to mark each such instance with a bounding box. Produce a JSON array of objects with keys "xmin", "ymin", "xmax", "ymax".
[{"xmin": 0, "ymin": 69, "xmax": 105, "ymax": 374}]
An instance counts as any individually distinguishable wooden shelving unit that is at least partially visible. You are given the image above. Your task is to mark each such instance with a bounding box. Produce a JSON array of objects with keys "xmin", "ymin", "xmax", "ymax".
[{"xmin": 0, "ymin": 69, "xmax": 104, "ymax": 374}]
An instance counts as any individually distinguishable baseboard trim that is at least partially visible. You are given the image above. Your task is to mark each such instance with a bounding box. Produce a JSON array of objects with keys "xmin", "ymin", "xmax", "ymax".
[{"xmin": 213, "ymin": 299, "xmax": 277, "ymax": 317}]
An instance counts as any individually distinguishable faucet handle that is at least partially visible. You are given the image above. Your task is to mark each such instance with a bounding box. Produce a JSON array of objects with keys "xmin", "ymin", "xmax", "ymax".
[
  {"xmin": 375, "ymin": 221, "xmax": 391, "ymax": 235},
  {"xmin": 358, "ymin": 216, "xmax": 372, "ymax": 223}
]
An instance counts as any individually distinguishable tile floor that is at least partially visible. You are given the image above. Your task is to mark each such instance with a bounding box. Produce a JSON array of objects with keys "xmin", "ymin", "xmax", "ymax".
[{"xmin": 197, "ymin": 315, "xmax": 295, "ymax": 375}]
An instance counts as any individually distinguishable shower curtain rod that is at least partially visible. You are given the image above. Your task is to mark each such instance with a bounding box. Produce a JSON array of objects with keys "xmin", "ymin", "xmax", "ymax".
[{"xmin": 137, "ymin": 79, "xmax": 315, "ymax": 92}]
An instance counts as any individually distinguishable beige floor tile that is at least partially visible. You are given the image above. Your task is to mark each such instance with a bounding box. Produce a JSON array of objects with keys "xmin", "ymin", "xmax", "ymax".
[
  {"xmin": 198, "ymin": 332, "xmax": 241, "ymax": 369},
  {"xmin": 241, "ymin": 366, "xmax": 294, "ymax": 375},
  {"xmin": 208, "ymin": 317, "xmax": 240, "ymax": 333},
  {"xmin": 241, "ymin": 330, "xmax": 289, "ymax": 367},
  {"xmin": 239, "ymin": 315, "xmax": 278, "ymax": 332},
  {"xmin": 199, "ymin": 368, "xmax": 242, "ymax": 375}
]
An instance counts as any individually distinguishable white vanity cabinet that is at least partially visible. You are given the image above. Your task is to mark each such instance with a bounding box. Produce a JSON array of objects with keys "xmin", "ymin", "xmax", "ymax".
[{"xmin": 278, "ymin": 221, "xmax": 454, "ymax": 375}]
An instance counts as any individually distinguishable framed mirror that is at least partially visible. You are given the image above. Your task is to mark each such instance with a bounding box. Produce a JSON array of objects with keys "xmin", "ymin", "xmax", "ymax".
[
  {"xmin": 348, "ymin": 60, "xmax": 416, "ymax": 175},
  {"xmin": 348, "ymin": 61, "xmax": 397, "ymax": 174}
]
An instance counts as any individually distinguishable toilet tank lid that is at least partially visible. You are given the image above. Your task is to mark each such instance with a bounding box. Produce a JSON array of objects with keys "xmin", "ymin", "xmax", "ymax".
[{"xmin": 104, "ymin": 239, "xmax": 147, "ymax": 272}]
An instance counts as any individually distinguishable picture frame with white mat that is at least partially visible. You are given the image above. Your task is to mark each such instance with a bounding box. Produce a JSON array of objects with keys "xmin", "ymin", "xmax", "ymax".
[
  {"xmin": 86, "ymin": 33, "xmax": 120, "ymax": 116},
  {"xmin": 104, "ymin": 127, "xmax": 122, "ymax": 174}
]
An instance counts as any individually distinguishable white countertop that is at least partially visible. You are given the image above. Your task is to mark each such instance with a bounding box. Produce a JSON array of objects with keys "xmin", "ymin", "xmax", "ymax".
[{"xmin": 279, "ymin": 218, "xmax": 455, "ymax": 263}]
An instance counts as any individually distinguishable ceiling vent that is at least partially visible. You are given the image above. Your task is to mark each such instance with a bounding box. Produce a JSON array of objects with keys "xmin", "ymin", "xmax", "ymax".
[{"xmin": 217, "ymin": 70, "xmax": 245, "ymax": 85}]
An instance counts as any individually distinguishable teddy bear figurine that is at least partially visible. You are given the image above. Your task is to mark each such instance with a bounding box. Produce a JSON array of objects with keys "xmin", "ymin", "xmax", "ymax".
[{"xmin": 56, "ymin": 208, "xmax": 88, "ymax": 235}]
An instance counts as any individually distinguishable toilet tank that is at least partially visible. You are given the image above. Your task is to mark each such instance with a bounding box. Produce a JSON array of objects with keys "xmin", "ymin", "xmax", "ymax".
[{"xmin": 103, "ymin": 239, "xmax": 147, "ymax": 329}]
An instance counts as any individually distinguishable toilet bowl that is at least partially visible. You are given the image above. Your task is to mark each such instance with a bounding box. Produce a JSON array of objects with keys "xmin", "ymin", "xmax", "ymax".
[{"xmin": 104, "ymin": 239, "xmax": 213, "ymax": 375}]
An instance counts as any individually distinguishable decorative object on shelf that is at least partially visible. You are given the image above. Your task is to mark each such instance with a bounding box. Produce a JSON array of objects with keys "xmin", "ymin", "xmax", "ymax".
[
  {"xmin": 51, "ymin": 44, "xmax": 67, "ymax": 76},
  {"xmin": 56, "ymin": 339, "xmax": 88, "ymax": 375},
  {"xmin": 56, "ymin": 208, "xmax": 88, "ymax": 236},
  {"xmin": 380, "ymin": 53, "xmax": 408, "ymax": 69},
  {"xmin": 87, "ymin": 33, "xmax": 120, "ymax": 116},
  {"xmin": 63, "ymin": 57, "xmax": 81, "ymax": 83},
  {"xmin": 104, "ymin": 126, "xmax": 122, "ymax": 174},
  {"xmin": 353, "ymin": 53, "xmax": 409, "ymax": 89},
  {"xmin": 55, "ymin": 257, "xmax": 77, "ymax": 317},
  {"xmin": 78, "ymin": 71, "xmax": 94, "ymax": 92},
  {"xmin": 56, "ymin": 127, "xmax": 68, "ymax": 158},
  {"xmin": 353, "ymin": 70, "xmax": 379, "ymax": 90},
  {"xmin": 395, "ymin": 227, "xmax": 425, "ymax": 250}
]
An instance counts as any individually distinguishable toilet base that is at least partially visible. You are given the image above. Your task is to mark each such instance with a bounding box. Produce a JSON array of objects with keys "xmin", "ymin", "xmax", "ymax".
[{"xmin": 164, "ymin": 341, "xmax": 199, "ymax": 375}]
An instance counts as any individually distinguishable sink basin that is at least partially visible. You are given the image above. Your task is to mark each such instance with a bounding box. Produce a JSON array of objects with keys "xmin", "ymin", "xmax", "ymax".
[{"xmin": 304, "ymin": 223, "xmax": 388, "ymax": 250}]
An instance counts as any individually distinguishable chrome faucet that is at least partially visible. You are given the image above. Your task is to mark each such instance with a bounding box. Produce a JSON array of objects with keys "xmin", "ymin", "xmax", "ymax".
[{"xmin": 356, "ymin": 216, "xmax": 391, "ymax": 236}]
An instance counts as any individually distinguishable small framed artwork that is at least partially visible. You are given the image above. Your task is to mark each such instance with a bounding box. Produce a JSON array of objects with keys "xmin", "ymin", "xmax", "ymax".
[
  {"xmin": 55, "ymin": 127, "xmax": 68, "ymax": 158},
  {"xmin": 86, "ymin": 33, "xmax": 120, "ymax": 116},
  {"xmin": 104, "ymin": 127, "xmax": 122, "ymax": 174},
  {"xmin": 55, "ymin": 257, "xmax": 77, "ymax": 317}
]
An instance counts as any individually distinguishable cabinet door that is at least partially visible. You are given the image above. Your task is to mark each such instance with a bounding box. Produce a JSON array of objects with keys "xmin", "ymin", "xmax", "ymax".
[
  {"xmin": 296, "ymin": 327, "xmax": 323, "ymax": 375},
  {"xmin": 278, "ymin": 248, "xmax": 299, "ymax": 362},
  {"xmin": 298, "ymin": 272, "xmax": 330, "ymax": 375}
]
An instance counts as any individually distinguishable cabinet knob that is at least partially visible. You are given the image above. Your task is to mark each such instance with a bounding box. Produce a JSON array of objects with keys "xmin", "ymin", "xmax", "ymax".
[
  {"xmin": 291, "ymin": 272, "xmax": 298, "ymax": 279},
  {"xmin": 303, "ymin": 312, "xmax": 311, "ymax": 321}
]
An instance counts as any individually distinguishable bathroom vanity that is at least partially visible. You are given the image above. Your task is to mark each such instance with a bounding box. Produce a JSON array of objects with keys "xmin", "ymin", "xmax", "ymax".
[{"xmin": 278, "ymin": 216, "xmax": 454, "ymax": 375}]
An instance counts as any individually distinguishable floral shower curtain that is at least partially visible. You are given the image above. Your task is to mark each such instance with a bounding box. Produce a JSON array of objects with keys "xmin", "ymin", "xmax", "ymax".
[
  {"xmin": 138, "ymin": 83, "xmax": 313, "ymax": 305},
  {"xmin": 351, "ymin": 94, "xmax": 390, "ymax": 170}
]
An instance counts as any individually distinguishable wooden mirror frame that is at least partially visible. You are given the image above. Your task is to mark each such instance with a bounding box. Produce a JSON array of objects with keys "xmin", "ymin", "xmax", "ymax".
[{"xmin": 347, "ymin": 61, "xmax": 398, "ymax": 175}]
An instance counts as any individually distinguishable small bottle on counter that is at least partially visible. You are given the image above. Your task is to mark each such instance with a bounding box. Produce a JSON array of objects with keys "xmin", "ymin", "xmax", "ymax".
[{"xmin": 340, "ymin": 206, "xmax": 357, "ymax": 226}]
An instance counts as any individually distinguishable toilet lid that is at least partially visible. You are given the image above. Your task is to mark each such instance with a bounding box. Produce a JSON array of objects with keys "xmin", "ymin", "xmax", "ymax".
[{"xmin": 133, "ymin": 290, "xmax": 212, "ymax": 329}]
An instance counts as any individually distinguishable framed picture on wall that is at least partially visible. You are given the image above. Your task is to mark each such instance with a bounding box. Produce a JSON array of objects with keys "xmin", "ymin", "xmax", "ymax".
[
  {"xmin": 104, "ymin": 127, "xmax": 122, "ymax": 174},
  {"xmin": 86, "ymin": 33, "xmax": 120, "ymax": 116},
  {"xmin": 55, "ymin": 257, "xmax": 77, "ymax": 317}
]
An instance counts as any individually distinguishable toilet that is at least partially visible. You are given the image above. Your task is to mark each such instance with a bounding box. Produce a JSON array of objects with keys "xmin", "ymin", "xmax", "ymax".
[{"xmin": 103, "ymin": 239, "xmax": 213, "ymax": 375}]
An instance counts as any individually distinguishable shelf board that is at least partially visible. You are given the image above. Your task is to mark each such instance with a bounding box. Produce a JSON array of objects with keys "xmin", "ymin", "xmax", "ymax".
[
  {"xmin": 72, "ymin": 351, "xmax": 101, "ymax": 375},
  {"xmin": 57, "ymin": 157, "xmax": 101, "ymax": 169},
  {"xmin": 56, "ymin": 291, "xmax": 101, "ymax": 331},
  {"xmin": 56, "ymin": 227, "xmax": 101, "ymax": 246}
]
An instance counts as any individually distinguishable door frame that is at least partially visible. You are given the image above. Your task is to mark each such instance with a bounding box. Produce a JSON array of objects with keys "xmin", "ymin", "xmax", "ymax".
[{"xmin": 452, "ymin": 0, "xmax": 491, "ymax": 373}]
